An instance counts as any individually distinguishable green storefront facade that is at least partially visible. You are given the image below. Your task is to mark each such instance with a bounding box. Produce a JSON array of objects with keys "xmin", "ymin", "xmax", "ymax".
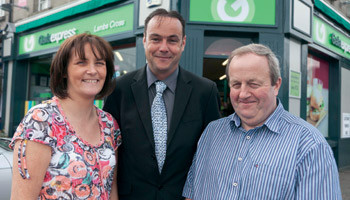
[{"xmin": 2, "ymin": 0, "xmax": 350, "ymax": 168}]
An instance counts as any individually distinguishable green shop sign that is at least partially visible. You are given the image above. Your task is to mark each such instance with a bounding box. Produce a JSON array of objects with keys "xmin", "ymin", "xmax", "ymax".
[
  {"xmin": 19, "ymin": 4, "xmax": 133, "ymax": 55},
  {"xmin": 313, "ymin": 15, "xmax": 350, "ymax": 59},
  {"xmin": 189, "ymin": 0, "xmax": 275, "ymax": 25}
]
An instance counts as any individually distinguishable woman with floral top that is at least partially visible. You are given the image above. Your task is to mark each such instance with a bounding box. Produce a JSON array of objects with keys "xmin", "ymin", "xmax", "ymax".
[{"xmin": 10, "ymin": 33, "xmax": 121, "ymax": 200}]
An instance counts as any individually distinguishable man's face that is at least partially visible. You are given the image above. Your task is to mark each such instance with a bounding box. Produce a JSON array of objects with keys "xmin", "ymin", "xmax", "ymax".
[
  {"xmin": 228, "ymin": 53, "xmax": 281, "ymax": 130},
  {"xmin": 143, "ymin": 16, "xmax": 186, "ymax": 80}
]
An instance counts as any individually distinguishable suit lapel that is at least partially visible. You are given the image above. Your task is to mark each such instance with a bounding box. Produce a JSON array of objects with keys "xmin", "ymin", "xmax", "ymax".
[
  {"xmin": 167, "ymin": 68, "xmax": 192, "ymax": 146},
  {"xmin": 131, "ymin": 67, "xmax": 155, "ymax": 148}
]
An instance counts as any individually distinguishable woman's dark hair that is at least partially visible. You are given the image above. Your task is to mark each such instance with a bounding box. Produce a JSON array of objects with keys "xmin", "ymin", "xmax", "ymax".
[{"xmin": 50, "ymin": 33, "xmax": 115, "ymax": 99}]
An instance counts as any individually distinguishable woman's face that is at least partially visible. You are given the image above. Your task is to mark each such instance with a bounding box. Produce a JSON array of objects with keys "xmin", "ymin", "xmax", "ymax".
[{"xmin": 66, "ymin": 43, "xmax": 107, "ymax": 100}]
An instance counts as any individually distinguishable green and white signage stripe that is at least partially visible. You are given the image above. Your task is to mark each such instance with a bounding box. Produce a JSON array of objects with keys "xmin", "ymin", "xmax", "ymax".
[
  {"xmin": 313, "ymin": 15, "xmax": 350, "ymax": 59},
  {"xmin": 18, "ymin": 4, "xmax": 134, "ymax": 55},
  {"xmin": 189, "ymin": 0, "xmax": 275, "ymax": 25}
]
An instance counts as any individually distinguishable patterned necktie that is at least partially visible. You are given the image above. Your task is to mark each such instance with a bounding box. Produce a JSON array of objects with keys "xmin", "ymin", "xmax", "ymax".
[{"xmin": 151, "ymin": 81, "xmax": 167, "ymax": 173}]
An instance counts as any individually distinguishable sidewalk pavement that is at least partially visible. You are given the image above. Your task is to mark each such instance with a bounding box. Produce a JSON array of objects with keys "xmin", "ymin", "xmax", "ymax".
[{"xmin": 340, "ymin": 167, "xmax": 350, "ymax": 200}]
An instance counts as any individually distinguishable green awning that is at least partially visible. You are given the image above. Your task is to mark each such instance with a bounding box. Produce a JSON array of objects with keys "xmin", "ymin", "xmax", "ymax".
[
  {"xmin": 314, "ymin": 0, "xmax": 350, "ymax": 31},
  {"xmin": 16, "ymin": 0, "xmax": 121, "ymax": 33}
]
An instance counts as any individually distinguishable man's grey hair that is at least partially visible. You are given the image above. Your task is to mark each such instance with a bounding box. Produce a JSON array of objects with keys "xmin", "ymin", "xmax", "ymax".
[{"xmin": 225, "ymin": 43, "xmax": 281, "ymax": 86}]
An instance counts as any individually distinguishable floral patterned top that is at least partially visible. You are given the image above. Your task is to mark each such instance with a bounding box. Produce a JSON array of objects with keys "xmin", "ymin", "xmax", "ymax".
[{"xmin": 10, "ymin": 97, "xmax": 122, "ymax": 200}]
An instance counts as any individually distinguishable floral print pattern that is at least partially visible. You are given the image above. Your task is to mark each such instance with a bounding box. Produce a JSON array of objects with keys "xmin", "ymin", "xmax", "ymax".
[{"xmin": 10, "ymin": 97, "xmax": 122, "ymax": 200}]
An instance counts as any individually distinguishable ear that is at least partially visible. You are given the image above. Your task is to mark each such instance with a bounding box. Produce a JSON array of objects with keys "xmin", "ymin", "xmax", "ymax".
[
  {"xmin": 273, "ymin": 77, "xmax": 282, "ymax": 96},
  {"xmin": 181, "ymin": 35, "xmax": 186, "ymax": 51},
  {"xmin": 143, "ymin": 34, "xmax": 146, "ymax": 48}
]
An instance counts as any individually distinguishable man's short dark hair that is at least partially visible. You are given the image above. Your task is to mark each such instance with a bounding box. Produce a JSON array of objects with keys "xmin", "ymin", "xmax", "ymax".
[
  {"xmin": 144, "ymin": 8, "xmax": 186, "ymax": 38},
  {"xmin": 50, "ymin": 33, "xmax": 115, "ymax": 99}
]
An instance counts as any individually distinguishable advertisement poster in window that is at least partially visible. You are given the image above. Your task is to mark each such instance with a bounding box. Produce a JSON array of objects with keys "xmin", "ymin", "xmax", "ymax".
[{"xmin": 306, "ymin": 55, "xmax": 329, "ymax": 137}]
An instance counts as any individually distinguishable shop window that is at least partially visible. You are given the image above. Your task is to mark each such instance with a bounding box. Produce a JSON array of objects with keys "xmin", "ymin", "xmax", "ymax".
[
  {"xmin": 307, "ymin": 54, "xmax": 329, "ymax": 137},
  {"xmin": 113, "ymin": 44, "xmax": 136, "ymax": 77},
  {"xmin": 28, "ymin": 59, "xmax": 52, "ymax": 103},
  {"xmin": 38, "ymin": 0, "xmax": 51, "ymax": 11}
]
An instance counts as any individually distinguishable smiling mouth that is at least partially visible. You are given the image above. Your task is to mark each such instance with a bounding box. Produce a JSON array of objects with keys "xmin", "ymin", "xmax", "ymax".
[
  {"xmin": 82, "ymin": 80, "xmax": 99, "ymax": 83},
  {"xmin": 239, "ymin": 100, "xmax": 256, "ymax": 105},
  {"xmin": 155, "ymin": 54, "xmax": 172, "ymax": 59}
]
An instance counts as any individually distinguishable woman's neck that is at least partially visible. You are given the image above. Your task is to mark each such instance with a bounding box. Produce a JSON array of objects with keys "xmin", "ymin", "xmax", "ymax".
[{"xmin": 58, "ymin": 96, "xmax": 96, "ymax": 122}]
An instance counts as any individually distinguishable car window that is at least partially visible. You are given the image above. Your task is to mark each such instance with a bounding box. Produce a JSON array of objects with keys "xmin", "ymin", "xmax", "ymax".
[{"xmin": 0, "ymin": 138, "xmax": 12, "ymax": 151}]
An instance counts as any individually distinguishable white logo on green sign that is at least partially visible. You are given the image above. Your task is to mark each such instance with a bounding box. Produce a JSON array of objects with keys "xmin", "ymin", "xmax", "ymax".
[
  {"xmin": 24, "ymin": 35, "xmax": 35, "ymax": 52},
  {"xmin": 315, "ymin": 21, "xmax": 326, "ymax": 44},
  {"xmin": 212, "ymin": 0, "xmax": 255, "ymax": 22}
]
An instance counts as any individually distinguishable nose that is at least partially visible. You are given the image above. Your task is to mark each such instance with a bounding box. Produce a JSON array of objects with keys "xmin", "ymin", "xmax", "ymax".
[
  {"xmin": 159, "ymin": 39, "xmax": 169, "ymax": 52},
  {"xmin": 239, "ymin": 84, "xmax": 251, "ymax": 99},
  {"xmin": 87, "ymin": 63, "xmax": 97, "ymax": 74}
]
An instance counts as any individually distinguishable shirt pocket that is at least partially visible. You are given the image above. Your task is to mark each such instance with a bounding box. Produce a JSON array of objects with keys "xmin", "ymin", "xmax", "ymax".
[{"xmin": 241, "ymin": 163, "xmax": 288, "ymax": 200}]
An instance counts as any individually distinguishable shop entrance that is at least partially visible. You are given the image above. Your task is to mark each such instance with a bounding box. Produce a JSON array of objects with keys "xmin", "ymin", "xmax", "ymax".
[
  {"xmin": 202, "ymin": 34, "xmax": 255, "ymax": 116},
  {"xmin": 203, "ymin": 57, "xmax": 233, "ymax": 116}
]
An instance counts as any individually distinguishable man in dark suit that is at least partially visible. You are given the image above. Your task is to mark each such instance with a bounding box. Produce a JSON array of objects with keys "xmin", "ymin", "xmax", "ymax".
[{"xmin": 103, "ymin": 8, "xmax": 221, "ymax": 200}]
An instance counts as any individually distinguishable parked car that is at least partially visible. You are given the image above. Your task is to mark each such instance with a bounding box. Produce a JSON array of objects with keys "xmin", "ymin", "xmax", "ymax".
[{"xmin": 0, "ymin": 137, "xmax": 12, "ymax": 200}]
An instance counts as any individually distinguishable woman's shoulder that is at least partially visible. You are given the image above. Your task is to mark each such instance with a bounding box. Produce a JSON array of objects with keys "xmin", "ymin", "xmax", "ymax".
[
  {"xmin": 11, "ymin": 98, "xmax": 61, "ymax": 148},
  {"xmin": 96, "ymin": 107, "xmax": 116, "ymax": 122},
  {"xmin": 24, "ymin": 98, "xmax": 59, "ymax": 122},
  {"xmin": 96, "ymin": 107, "xmax": 120, "ymax": 137}
]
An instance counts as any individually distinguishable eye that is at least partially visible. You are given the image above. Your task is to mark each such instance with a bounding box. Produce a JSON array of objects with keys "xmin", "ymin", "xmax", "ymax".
[
  {"xmin": 96, "ymin": 61, "xmax": 106, "ymax": 66},
  {"xmin": 249, "ymin": 83, "xmax": 260, "ymax": 89},
  {"xmin": 231, "ymin": 83, "xmax": 241, "ymax": 89},
  {"xmin": 150, "ymin": 37, "xmax": 160, "ymax": 42},
  {"xmin": 168, "ymin": 37, "xmax": 179, "ymax": 44},
  {"xmin": 75, "ymin": 60, "xmax": 85, "ymax": 65}
]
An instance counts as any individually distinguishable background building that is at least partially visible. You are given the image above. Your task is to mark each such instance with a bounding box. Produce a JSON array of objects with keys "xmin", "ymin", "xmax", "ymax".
[{"xmin": 1, "ymin": 0, "xmax": 350, "ymax": 168}]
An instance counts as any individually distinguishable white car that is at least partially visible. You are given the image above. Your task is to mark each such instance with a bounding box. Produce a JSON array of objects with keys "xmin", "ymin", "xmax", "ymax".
[{"xmin": 0, "ymin": 137, "xmax": 13, "ymax": 200}]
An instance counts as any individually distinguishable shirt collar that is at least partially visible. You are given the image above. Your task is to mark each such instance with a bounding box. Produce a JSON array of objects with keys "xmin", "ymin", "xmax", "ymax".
[
  {"xmin": 146, "ymin": 65, "xmax": 178, "ymax": 93},
  {"xmin": 230, "ymin": 98, "xmax": 284, "ymax": 134}
]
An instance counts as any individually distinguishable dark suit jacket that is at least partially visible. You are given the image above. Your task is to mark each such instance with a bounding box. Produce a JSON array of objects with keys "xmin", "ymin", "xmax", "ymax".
[{"xmin": 103, "ymin": 66, "xmax": 220, "ymax": 200}]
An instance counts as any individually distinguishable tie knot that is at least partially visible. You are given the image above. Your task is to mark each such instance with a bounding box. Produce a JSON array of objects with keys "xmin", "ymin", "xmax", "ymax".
[{"xmin": 155, "ymin": 81, "xmax": 167, "ymax": 94}]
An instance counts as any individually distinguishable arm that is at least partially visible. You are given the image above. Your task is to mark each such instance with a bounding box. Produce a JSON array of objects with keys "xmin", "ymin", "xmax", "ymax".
[
  {"xmin": 295, "ymin": 144, "xmax": 342, "ymax": 199},
  {"xmin": 11, "ymin": 140, "xmax": 51, "ymax": 200},
  {"xmin": 182, "ymin": 153, "xmax": 197, "ymax": 200},
  {"xmin": 203, "ymin": 83, "xmax": 221, "ymax": 128},
  {"xmin": 103, "ymin": 86, "xmax": 121, "ymax": 124},
  {"xmin": 110, "ymin": 152, "xmax": 119, "ymax": 200}
]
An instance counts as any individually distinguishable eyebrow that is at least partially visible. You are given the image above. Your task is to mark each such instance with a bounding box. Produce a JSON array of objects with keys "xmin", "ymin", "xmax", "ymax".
[
  {"xmin": 230, "ymin": 78, "xmax": 259, "ymax": 84},
  {"xmin": 72, "ymin": 57, "xmax": 105, "ymax": 61},
  {"xmin": 149, "ymin": 33, "xmax": 180, "ymax": 38}
]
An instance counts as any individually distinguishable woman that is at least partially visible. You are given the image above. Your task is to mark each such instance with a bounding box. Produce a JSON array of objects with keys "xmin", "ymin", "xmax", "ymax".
[{"xmin": 10, "ymin": 33, "xmax": 121, "ymax": 200}]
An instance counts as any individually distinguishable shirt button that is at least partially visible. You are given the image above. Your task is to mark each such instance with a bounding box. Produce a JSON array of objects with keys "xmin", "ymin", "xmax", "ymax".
[
  {"xmin": 238, "ymin": 157, "xmax": 243, "ymax": 161},
  {"xmin": 246, "ymin": 136, "xmax": 251, "ymax": 140},
  {"xmin": 233, "ymin": 182, "xmax": 238, "ymax": 187}
]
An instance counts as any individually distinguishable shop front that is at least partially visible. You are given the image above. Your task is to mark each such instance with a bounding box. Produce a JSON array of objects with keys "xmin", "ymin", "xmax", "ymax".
[
  {"xmin": 309, "ymin": 12, "xmax": 350, "ymax": 168},
  {"xmin": 180, "ymin": 0, "xmax": 283, "ymax": 117},
  {"xmin": 2, "ymin": 0, "xmax": 349, "ymax": 168},
  {"xmin": 179, "ymin": 0, "xmax": 350, "ymax": 168},
  {"xmin": 4, "ymin": 2, "xmax": 136, "ymax": 137}
]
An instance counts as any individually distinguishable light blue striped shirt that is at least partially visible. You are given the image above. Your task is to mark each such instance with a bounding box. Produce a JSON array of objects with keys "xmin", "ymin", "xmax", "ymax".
[{"xmin": 183, "ymin": 101, "xmax": 342, "ymax": 200}]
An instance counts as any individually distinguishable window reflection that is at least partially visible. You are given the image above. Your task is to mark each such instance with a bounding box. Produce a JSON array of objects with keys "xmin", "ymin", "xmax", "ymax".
[{"xmin": 113, "ymin": 46, "xmax": 136, "ymax": 77}]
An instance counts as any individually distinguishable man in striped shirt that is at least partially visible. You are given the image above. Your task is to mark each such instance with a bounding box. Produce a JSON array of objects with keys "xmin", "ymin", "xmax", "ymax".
[{"xmin": 183, "ymin": 44, "xmax": 342, "ymax": 199}]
